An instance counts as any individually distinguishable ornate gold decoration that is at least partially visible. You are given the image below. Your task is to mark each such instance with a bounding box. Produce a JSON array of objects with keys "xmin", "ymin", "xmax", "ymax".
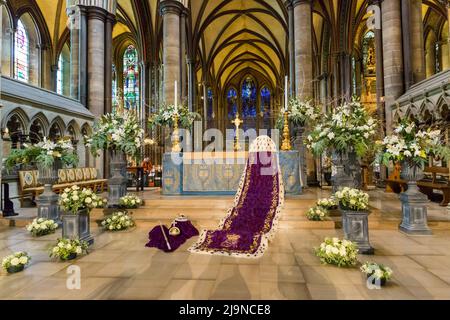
[
  {"xmin": 281, "ymin": 110, "xmax": 292, "ymax": 151},
  {"xmin": 220, "ymin": 234, "xmax": 241, "ymax": 248},
  {"xmin": 169, "ymin": 225, "xmax": 181, "ymax": 236},
  {"xmin": 232, "ymin": 113, "xmax": 243, "ymax": 151},
  {"xmin": 172, "ymin": 113, "xmax": 181, "ymax": 152}
]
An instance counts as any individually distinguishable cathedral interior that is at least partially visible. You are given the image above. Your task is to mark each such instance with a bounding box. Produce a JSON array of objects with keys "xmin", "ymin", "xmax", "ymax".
[{"xmin": 1, "ymin": 0, "xmax": 450, "ymax": 301}]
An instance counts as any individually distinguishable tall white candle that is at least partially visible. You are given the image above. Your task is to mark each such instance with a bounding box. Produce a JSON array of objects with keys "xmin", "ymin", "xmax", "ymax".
[
  {"xmin": 174, "ymin": 80, "xmax": 178, "ymax": 112},
  {"xmin": 285, "ymin": 76, "xmax": 288, "ymax": 111}
]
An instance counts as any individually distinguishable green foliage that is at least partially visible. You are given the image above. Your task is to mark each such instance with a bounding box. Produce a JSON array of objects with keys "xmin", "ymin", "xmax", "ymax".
[{"xmin": 148, "ymin": 103, "xmax": 201, "ymax": 129}]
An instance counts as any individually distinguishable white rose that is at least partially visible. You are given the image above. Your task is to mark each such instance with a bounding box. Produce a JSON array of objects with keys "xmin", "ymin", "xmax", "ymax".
[
  {"xmin": 85, "ymin": 197, "xmax": 92, "ymax": 204},
  {"xmin": 10, "ymin": 258, "xmax": 20, "ymax": 266},
  {"xmin": 19, "ymin": 256, "xmax": 28, "ymax": 264},
  {"xmin": 76, "ymin": 247, "xmax": 82, "ymax": 254},
  {"xmin": 52, "ymin": 247, "xmax": 59, "ymax": 253}
]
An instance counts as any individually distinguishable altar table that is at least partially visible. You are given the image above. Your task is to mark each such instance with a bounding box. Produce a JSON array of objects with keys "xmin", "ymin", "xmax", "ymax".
[{"xmin": 162, "ymin": 151, "xmax": 302, "ymax": 195}]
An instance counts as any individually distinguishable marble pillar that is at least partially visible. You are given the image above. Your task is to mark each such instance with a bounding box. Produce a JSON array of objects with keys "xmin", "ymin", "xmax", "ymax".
[
  {"xmin": 381, "ymin": 0, "xmax": 404, "ymax": 134},
  {"xmin": 105, "ymin": 13, "xmax": 115, "ymax": 114},
  {"xmin": 447, "ymin": 1, "xmax": 450, "ymax": 69},
  {"xmin": 410, "ymin": 0, "xmax": 425, "ymax": 83},
  {"xmin": 187, "ymin": 58, "xmax": 195, "ymax": 112},
  {"xmin": 160, "ymin": 0, "xmax": 183, "ymax": 105},
  {"xmin": 180, "ymin": 8, "xmax": 188, "ymax": 100},
  {"xmin": 293, "ymin": 0, "xmax": 313, "ymax": 99},
  {"xmin": 68, "ymin": 6, "xmax": 80, "ymax": 100}
]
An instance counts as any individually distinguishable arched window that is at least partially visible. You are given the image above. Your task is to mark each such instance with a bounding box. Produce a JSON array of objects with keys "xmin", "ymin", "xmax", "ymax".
[
  {"xmin": 56, "ymin": 44, "xmax": 70, "ymax": 96},
  {"xmin": 6, "ymin": 114, "xmax": 25, "ymax": 149},
  {"xmin": 112, "ymin": 64, "xmax": 117, "ymax": 111},
  {"xmin": 123, "ymin": 45, "xmax": 140, "ymax": 111},
  {"xmin": 207, "ymin": 88, "xmax": 214, "ymax": 120},
  {"xmin": 362, "ymin": 31, "xmax": 376, "ymax": 76},
  {"xmin": 227, "ymin": 88, "xmax": 238, "ymax": 120},
  {"xmin": 15, "ymin": 19, "xmax": 29, "ymax": 82},
  {"xmin": 241, "ymin": 77, "xmax": 257, "ymax": 119},
  {"xmin": 1, "ymin": 4, "xmax": 12, "ymax": 77},
  {"xmin": 260, "ymin": 86, "xmax": 271, "ymax": 118},
  {"xmin": 29, "ymin": 118, "xmax": 45, "ymax": 144}
]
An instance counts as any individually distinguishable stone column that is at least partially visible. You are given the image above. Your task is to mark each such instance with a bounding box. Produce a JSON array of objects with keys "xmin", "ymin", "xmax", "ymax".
[
  {"xmin": 446, "ymin": 1, "xmax": 450, "ymax": 69},
  {"xmin": 286, "ymin": 1, "xmax": 296, "ymax": 96},
  {"xmin": 104, "ymin": 13, "xmax": 115, "ymax": 114},
  {"xmin": 87, "ymin": 7, "xmax": 106, "ymax": 176},
  {"xmin": 293, "ymin": 0, "xmax": 313, "ymax": 99},
  {"xmin": 381, "ymin": 0, "xmax": 404, "ymax": 134},
  {"xmin": 180, "ymin": 8, "xmax": 188, "ymax": 100},
  {"xmin": 160, "ymin": 0, "xmax": 183, "ymax": 105},
  {"xmin": 187, "ymin": 58, "xmax": 195, "ymax": 112}
]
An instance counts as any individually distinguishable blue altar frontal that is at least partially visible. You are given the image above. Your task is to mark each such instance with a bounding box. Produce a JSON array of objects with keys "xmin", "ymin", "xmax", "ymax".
[{"xmin": 162, "ymin": 151, "xmax": 302, "ymax": 195}]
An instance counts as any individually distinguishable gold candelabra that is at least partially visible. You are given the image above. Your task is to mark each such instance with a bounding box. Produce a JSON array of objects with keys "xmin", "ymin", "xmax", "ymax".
[
  {"xmin": 172, "ymin": 113, "xmax": 181, "ymax": 153},
  {"xmin": 281, "ymin": 110, "xmax": 292, "ymax": 151}
]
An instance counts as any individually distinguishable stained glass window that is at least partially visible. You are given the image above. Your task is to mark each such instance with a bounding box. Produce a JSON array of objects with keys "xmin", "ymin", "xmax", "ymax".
[
  {"xmin": 207, "ymin": 88, "xmax": 214, "ymax": 120},
  {"xmin": 15, "ymin": 19, "xmax": 29, "ymax": 82},
  {"xmin": 260, "ymin": 86, "xmax": 271, "ymax": 117},
  {"xmin": 435, "ymin": 42, "xmax": 441, "ymax": 74},
  {"xmin": 123, "ymin": 45, "xmax": 139, "ymax": 111},
  {"xmin": 227, "ymin": 88, "xmax": 238, "ymax": 120},
  {"xmin": 241, "ymin": 77, "xmax": 257, "ymax": 119},
  {"xmin": 56, "ymin": 54, "xmax": 63, "ymax": 94}
]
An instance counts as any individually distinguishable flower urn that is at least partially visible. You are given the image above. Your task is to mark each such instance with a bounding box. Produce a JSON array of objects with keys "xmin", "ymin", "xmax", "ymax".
[
  {"xmin": 61, "ymin": 209, "xmax": 94, "ymax": 245},
  {"xmin": 340, "ymin": 208, "xmax": 374, "ymax": 255},
  {"xmin": 36, "ymin": 159, "xmax": 63, "ymax": 223}
]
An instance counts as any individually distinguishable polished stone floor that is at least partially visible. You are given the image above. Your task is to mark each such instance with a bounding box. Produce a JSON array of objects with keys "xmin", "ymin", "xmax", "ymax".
[{"xmin": 1, "ymin": 188, "xmax": 450, "ymax": 300}]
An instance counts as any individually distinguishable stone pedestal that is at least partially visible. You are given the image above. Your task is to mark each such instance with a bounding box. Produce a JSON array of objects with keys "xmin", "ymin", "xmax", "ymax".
[
  {"xmin": 331, "ymin": 151, "xmax": 361, "ymax": 193},
  {"xmin": 341, "ymin": 209, "xmax": 374, "ymax": 255},
  {"xmin": 62, "ymin": 210, "xmax": 94, "ymax": 245},
  {"xmin": 36, "ymin": 162, "xmax": 61, "ymax": 223},
  {"xmin": 399, "ymin": 182, "xmax": 432, "ymax": 235},
  {"xmin": 292, "ymin": 125, "xmax": 307, "ymax": 187},
  {"xmin": 108, "ymin": 151, "xmax": 127, "ymax": 208}
]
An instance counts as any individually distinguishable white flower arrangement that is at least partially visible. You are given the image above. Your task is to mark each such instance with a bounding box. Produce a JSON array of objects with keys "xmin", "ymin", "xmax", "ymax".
[
  {"xmin": 306, "ymin": 98, "xmax": 378, "ymax": 157},
  {"xmin": 50, "ymin": 238, "xmax": 88, "ymax": 261},
  {"xmin": 85, "ymin": 111, "xmax": 144, "ymax": 158},
  {"xmin": 119, "ymin": 194, "xmax": 142, "ymax": 209},
  {"xmin": 101, "ymin": 211, "xmax": 135, "ymax": 231},
  {"xmin": 276, "ymin": 98, "xmax": 321, "ymax": 129},
  {"xmin": 316, "ymin": 198, "xmax": 338, "ymax": 210},
  {"xmin": 26, "ymin": 218, "xmax": 58, "ymax": 237},
  {"xmin": 59, "ymin": 186, "xmax": 107, "ymax": 213},
  {"xmin": 376, "ymin": 119, "xmax": 450, "ymax": 168},
  {"xmin": 306, "ymin": 206, "xmax": 328, "ymax": 221},
  {"xmin": 2, "ymin": 252, "xmax": 31, "ymax": 273},
  {"xmin": 315, "ymin": 237, "xmax": 359, "ymax": 267},
  {"xmin": 148, "ymin": 103, "xmax": 201, "ymax": 129},
  {"xmin": 6, "ymin": 137, "xmax": 78, "ymax": 169},
  {"xmin": 334, "ymin": 187, "xmax": 369, "ymax": 211},
  {"xmin": 361, "ymin": 262, "xmax": 393, "ymax": 281}
]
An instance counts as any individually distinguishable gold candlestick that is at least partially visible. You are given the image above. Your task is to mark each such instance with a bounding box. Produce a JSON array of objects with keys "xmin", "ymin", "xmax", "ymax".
[
  {"xmin": 281, "ymin": 110, "xmax": 292, "ymax": 151},
  {"xmin": 172, "ymin": 113, "xmax": 181, "ymax": 153},
  {"xmin": 232, "ymin": 114, "xmax": 243, "ymax": 151}
]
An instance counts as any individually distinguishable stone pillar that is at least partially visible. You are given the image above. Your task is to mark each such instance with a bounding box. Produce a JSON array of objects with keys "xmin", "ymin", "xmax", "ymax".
[
  {"xmin": 87, "ymin": 7, "xmax": 107, "ymax": 176},
  {"xmin": 286, "ymin": 1, "xmax": 296, "ymax": 96},
  {"xmin": 446, "ymin": 1, "xmax": 450, "ymax": 69},
  {"xmin": 187, "ymin": 58, "xmax": 195, "ymax": 112},
  {"xmin": 160, "ymin": 0, "xmax": 183, "ymax": 105},
  {"xmin": 293, "ymin": 0, "xmax": 313, "ymax": 99},
  {"xmin": 180, "ymin": 8, "xmax": 188, "ymax": 100},
  {"xmin": 381, "ymin": 0, "xmax": 404, "ymax": 134},
  {"xmin": 104, "ymin": 13, "xmax": 115, "ymax": 114}
]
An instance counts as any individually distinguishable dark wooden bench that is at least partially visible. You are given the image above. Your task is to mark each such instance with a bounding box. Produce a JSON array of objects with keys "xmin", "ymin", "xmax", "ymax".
[{"xmin": 385, "ymin": 166, "xmax": 450, "ymax": 206}]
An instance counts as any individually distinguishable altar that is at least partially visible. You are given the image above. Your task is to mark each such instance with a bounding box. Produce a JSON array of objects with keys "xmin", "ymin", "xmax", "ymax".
[{"xmin": 162, "ymin": 151, "xmax": 302, "ymax": 195}]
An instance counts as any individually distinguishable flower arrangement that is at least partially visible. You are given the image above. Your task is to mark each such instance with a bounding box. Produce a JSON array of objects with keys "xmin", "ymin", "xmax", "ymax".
[
  {"xmin": 59, "ymin": 186, "xmax": 106, "ymax": 214},
  {"xmin": 334, "ymin": 187, "xmax": 369, "ymax": 211},
  {"xmin": 5, "ymin": 137, "xmax": 78, "ymax": 169},
  {"xmin": 316, "ymin": 198, "xmax": 338, "ymax": 210},
  {"xmin": 375, "ymin": 119, "xmax": 450, "ymax": 168},
  {"xmin": 101, "ymin": 211, "xmax": 135, "ymax": 231},
  {"xmin": 85, "ymin": 111, "xmax": 144, "ymax": 158},
  {"xmin": 315, "ymin": 237, "xmax": 359, "ymax": 267},
  {"xmin": 276, "ymin": 98, "xmax": 321, "ymax": 129},
  {"xmin": 306, "ymin": 98, "xmax": 377, "ymax": 157},
  {"xmin": 2, "ymin": 252, "xmax": 31, "ymax": 273},
  {"xmin": 26, "ymin": 218, "xmax": 59, "ymax": 237},
  {"xmin": 119, "ymin": 194, "xmax": 142, "ymax": 209},
  {"xmin": 360, "ymin": 262, "xmax": 393, "ymax": 285},
  {"xmin": 148, "ymin": 104, "xmax": 201, "ymax": 129},
  {"xmin": 50, "ymin": 238, "xmax": 88, "ymax": 261},
  {"xmin": 306, "ymin": 206, "xmax": 328, "ymax": 221}
]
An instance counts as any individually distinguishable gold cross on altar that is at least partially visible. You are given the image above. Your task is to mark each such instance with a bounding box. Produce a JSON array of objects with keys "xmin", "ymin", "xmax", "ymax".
[{"xmin": 232, "ymin": 114, "xmax": 243, "ymax": 151}]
